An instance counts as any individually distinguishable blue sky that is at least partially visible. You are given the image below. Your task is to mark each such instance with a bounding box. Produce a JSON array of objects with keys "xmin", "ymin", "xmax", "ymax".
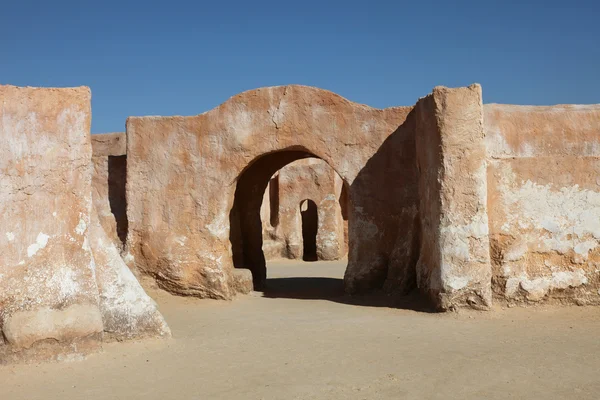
[{"xmin": 1, "ymin": 0, "xmax": 598, "ymax": 133}]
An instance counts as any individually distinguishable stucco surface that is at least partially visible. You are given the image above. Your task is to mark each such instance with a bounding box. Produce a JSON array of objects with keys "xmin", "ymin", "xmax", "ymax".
[
  {"xmin": 485, "ymin": 103, "xmax": 600, "ymax": 304},
  {"xmin": 90, "ymin": 211, "xmax": 171, "ymax": 340},
  {"xmin": 126, "ymin": 85, "xmax": 419, "ymax": 299},
  {"xmin": 415, "ymin": 84, "xmax": 492, "ymax": 310},
  {"xmin": 0, "ymin": 85, "xmax": 103, "ymax": 362}
]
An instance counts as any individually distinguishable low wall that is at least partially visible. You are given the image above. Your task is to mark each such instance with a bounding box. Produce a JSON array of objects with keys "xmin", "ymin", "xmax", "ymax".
[{"xmin": 485, "ymin": 104, "xmax": 600, "ymax": 304}]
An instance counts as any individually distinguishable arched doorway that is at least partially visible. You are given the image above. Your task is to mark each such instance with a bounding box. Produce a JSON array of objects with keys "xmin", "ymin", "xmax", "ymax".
[
  {"xmin": 300, "ymin": 199, "xmax": 318, "ymax": 261},
  {"xmin": 127, "ymin": 85, "xmax": 419, "ymax": 300},
  {"xmin": 229, "ymin": 149, "xmax": 333, "ymax": 289}
]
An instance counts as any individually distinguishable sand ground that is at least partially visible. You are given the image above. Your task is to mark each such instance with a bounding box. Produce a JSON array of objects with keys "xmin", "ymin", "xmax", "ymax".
[{"xmin": 2, "ymin": 259, "xmax": 600, "ymax": 399}]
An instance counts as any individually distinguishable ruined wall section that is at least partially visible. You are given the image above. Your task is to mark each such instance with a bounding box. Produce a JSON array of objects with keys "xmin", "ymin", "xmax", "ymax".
[
  {"xmin": 0, "ymin": 87, "xmax": 170, "ymax": 364},
  {"xmin": 126, "ymin": 85, "xmax": 418, "ymax": 299},
  {"xmin": 0, "ymin": 85, "xmax": 104, "ymax": 362},
  {"xmin": 415, "ymin": 84, "xmax": 492, "ymax": 310},
  {"xmin": 485, "ymin": 104, "xmax": 600, "ymax": 305},
  {"xmin": 91, "ymin": 132, "xmax": 127, "ymax": 251}
]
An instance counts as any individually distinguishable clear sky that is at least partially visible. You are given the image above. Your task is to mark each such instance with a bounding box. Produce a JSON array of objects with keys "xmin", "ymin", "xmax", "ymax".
[{"xmin": 1, "ymin": 0, "xmax": 598, "ymax": 133}]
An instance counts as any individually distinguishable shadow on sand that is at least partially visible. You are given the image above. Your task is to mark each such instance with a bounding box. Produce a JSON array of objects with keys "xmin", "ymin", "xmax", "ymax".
[{"xmin": 261, "ymin": 276, "xmax": 436, "ymax": 313}]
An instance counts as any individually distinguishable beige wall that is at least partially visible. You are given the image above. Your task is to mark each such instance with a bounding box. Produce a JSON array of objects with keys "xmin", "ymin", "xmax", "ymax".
[
  {"xmin": 0, "ymin": 85, "xmax": 103, "ymax": 362},
  {"xmin": 125, "ymin": 85, "xmax": 417, "ymax": 298},
  {"xmin": 485, "ymin": 104, "xmax": 600, "ymax": 304},
  {"xmin": 415, "ymin": 85, "xmax": 492, "ymax": 310}
]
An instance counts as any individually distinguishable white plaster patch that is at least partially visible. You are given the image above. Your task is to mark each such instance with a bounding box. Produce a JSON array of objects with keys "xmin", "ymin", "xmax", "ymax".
[
  {"xmin": 200, "ymin": 253, "xmax": 226, "ymax": 285},
  {"xmin": 361, "ymin": 120, "xmax": 378, "ymax": 134},
  {"xmin": 123, "ymin": 252, "xmax": 135, "ymax": 264},
  {"xmin": 506, "ymin": 269, "xmax": 588, "ymax": 301},
  {"xmin": 46, "ymin": 267, "xmax": 80, "ymax": 301},
  {"xmin": 504, "ymin": 241, "xmax": 528, "ymax": 262},
  {"xmin": 575, "ymin": 241, "xmax": 597, "ymax": 256},
  {"xmin": 446, "ymin": 275, "xmax": 470, "ymax": 291},
  {"xmin": 27, "ymin": 232, "xmax": 50, "ymax": 257},
  {"xmin": 75, "ymin": 218, "xmax": 87, "ymax": 235},
  {"xmin": 6, "ymin": 232, "xmax": 15, "ymax": 242},
  {"xmin": 440, "ymin": 214, "xmax": 490, "ymax": 263},
  {"xmin": 540, "ymin": 219, "xmax": 561, "ymax": 234},
  {"xmin": 497, "ymin": 164, "xmax": 600, "ymax": 258},
  {"xmin": 82, "ymin": 237, "xmax": 91, "ymax": 252},
  {"xmin": 206, "ymin": 214, "xmax": 229, "ymax": 239}
]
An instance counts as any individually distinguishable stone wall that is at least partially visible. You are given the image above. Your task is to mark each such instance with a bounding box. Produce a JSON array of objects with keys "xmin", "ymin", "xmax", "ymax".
[
  {"xmin": 260, "ymin": 158, "xmax": 347, "ymax": 261},
  {"xmin": 485, "ymin": 103, "xmax": 600, "ymax": 305}
]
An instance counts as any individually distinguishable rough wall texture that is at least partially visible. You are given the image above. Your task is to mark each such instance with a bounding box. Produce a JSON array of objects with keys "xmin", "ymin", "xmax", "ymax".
[
  {"xmin": 415, "ymin": 84, "xmax": 492, "ymax": 310},
  {"xmin": 91, "ymin": 132, "xmax": 127, "ymax": 251},
  {"xmin": 90, "ymin": 211, "xmax": 170, "ymax": 340},
  {"xmin": 0, "ymin": 85, "xmax": 104, "ymax": 363},
  {"xmin": 260, "ymin": 158, "xmax": 347, "ymax": 261},
  {"xmin": 0, "ymin": 87, "xmax": 170, "ymax": 364},
  {"xmin": 126, "ymin": 85, "xmax": 419, "ymax": 299},
  {"xmin": 485, "ymin": 104, "xmax": 600, "ymax": 305}
]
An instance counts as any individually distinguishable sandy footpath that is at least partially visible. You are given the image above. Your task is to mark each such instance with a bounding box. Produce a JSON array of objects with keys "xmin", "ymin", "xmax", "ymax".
[{"xmin": 2, "ymin": 260, "xmax": 600, "ymax": 399}]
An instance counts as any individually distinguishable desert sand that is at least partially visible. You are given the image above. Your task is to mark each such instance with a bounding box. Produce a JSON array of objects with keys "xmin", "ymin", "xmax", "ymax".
[{"xmin": 2, "ymin": 260, "xmax": 600, "ymax": 400}]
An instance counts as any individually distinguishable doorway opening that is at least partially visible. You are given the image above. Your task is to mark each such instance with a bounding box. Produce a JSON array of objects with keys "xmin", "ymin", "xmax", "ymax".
[
  {"xmin": 300, "ymin": 199, "xmax": 318, "ymax": 261},
  {"xmin": 229, "ymin": 150, "xmax": 349, "ymax": 292}
]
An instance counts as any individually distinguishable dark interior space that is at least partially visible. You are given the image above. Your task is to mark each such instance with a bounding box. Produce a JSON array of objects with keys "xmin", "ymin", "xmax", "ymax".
[
  {"xmin": 229, "ymin": 149, "xmax": 316, "ymax": 289},
  {"xmin": 300, "ymin": 199, "xmax": 318, "ymax": 261},
  {"xmin": 108, "ymin": 155, "xmax": 128, "ymax": 246},
  {"xmin": 269, "ymin": 175, "xmax": 279, "ymax": 227}
]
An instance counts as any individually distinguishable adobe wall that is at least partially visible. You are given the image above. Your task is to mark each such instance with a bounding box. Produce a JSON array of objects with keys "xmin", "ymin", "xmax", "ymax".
[
  {"xmin": 414, "ymin": 85, "xmax": 492, "ymax": 310},
  {"xmin": 3, "ymin": 81, "xmax": 600, "ymax": 350},
  {"xmin": 125, "ymin": 85, "xmax": 419, "ymax": 299},
  {"xmin": 0, "ymin": 86, "xmax": 169, "ymax": 364},
  {"xmin": 91, "ymin": 132, "xmax": 127, "ymax": 251},
  {"xmin": 260, "ymin": 158, "xmax": 347, "ymax": 261},
  {"xmin": 484, "ymin": 103, "xmax": 600, "ymax": 305},
  {"xmin": 0, "ymin": 85, "xmax": 103, "ymax": 362}
]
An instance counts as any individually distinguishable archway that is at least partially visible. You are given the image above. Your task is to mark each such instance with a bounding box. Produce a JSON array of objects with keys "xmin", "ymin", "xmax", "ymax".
[
  {"xmin": 126, "ymin": 85, "xmax": 419, "ymax": 300},
  {"xmin": 229, "ymin": 149, "xmax": 350, "ymax": 289},
  {"xmin": 300, "ymin": 199, "xmax": 318, "ymax": 261}
]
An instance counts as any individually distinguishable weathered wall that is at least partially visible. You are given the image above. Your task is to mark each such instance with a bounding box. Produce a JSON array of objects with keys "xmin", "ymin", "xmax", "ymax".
[
  {"xmin": 91, "ymin": 132, "xmax": 127, "ymax": 251},
  {"xmin": 0, "ymin": 85, "xmax": 104, "ymax": 362},
  {"xmin": 0, "ymin": 86, "xmax": 169, "ymax": 364},
  {"xmin": 260, "ymin": 158, "xmax": 347, "ymax": 261},
  {"xmin": 415, "ymin": 84, "xmax": 492, "ymax": 310},
  {"xmin": 485, "ymin": 104, "xmax": 600, "ymax": 305},
  {"xmin": 90, "ymin": 211, "xmax": 170, "ymax": 340},
  {"xmin": 126, "ymin": 85, "xmax": 419, "ymax": 299}
]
